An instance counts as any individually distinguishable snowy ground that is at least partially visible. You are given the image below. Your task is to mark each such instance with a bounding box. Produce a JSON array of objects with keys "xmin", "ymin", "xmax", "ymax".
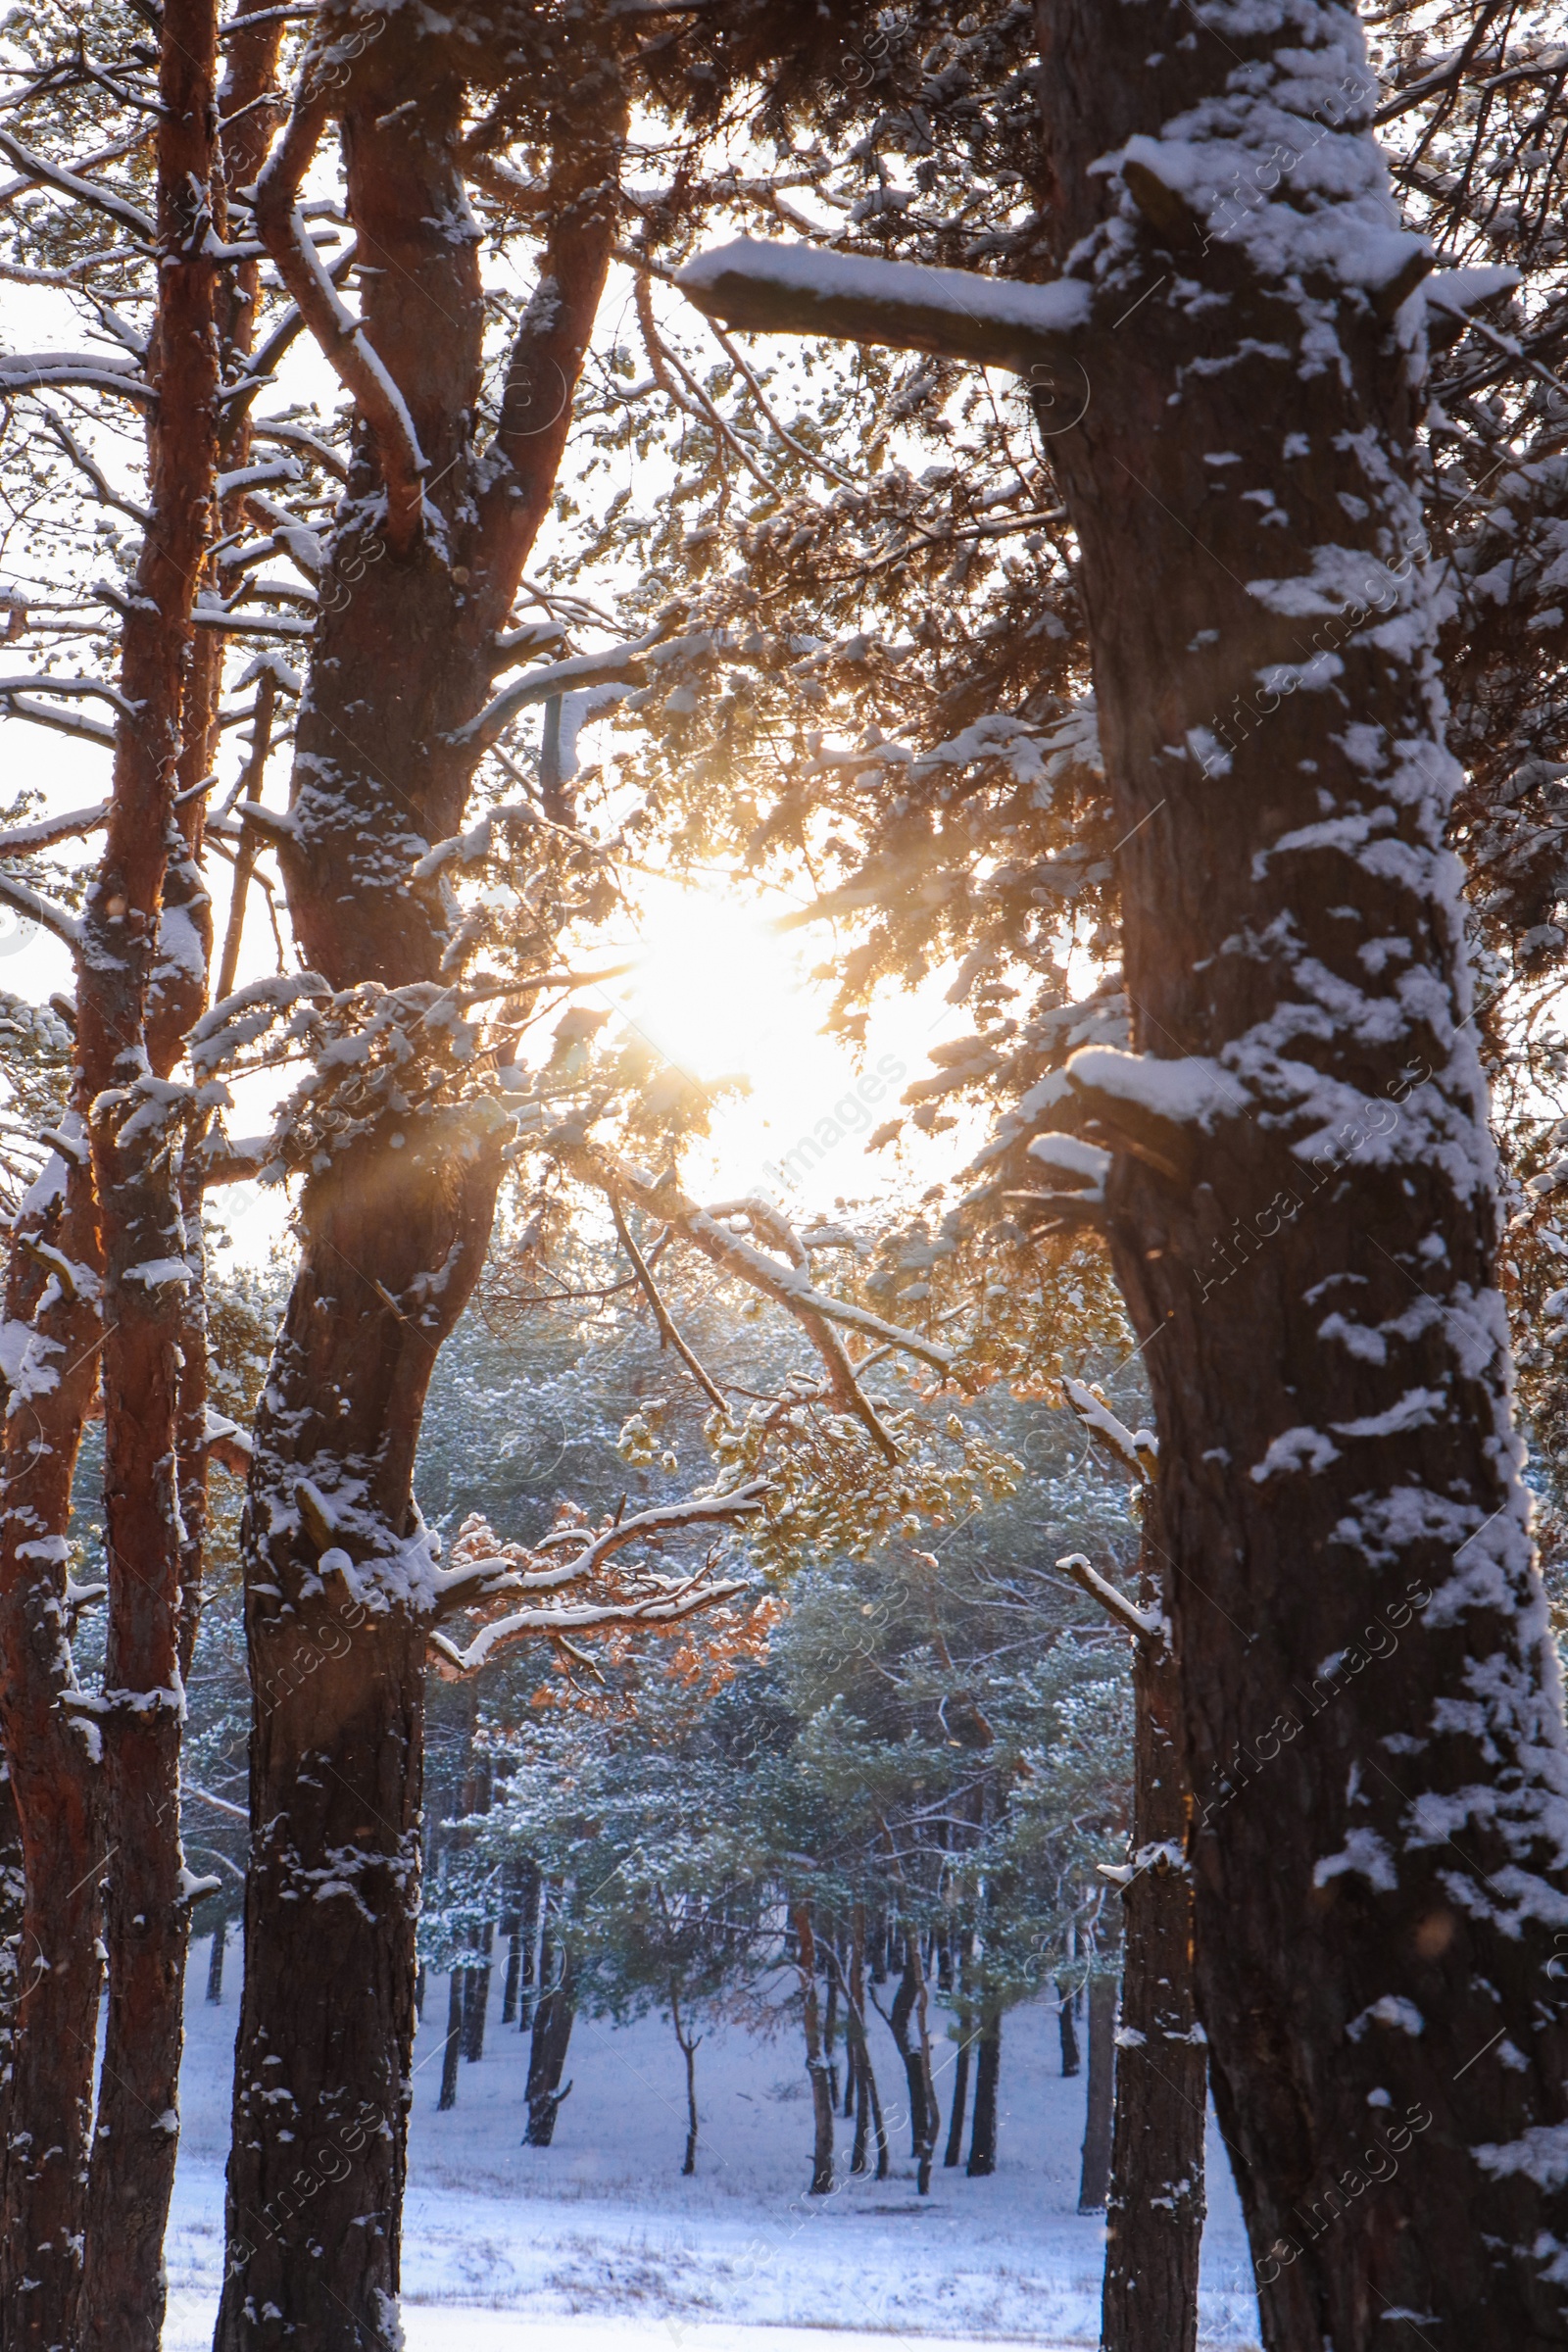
[{"xmin": 163, "ymin": 1937, "xmax": 1262, "ymax": 2348}]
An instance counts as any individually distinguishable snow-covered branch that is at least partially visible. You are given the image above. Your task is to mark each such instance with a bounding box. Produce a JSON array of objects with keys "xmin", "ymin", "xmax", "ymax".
[
  {"xmin": 0, "ymin": 799, "xmax": 110, "ymax": 856},
  {"xmin": 1055, "ymin": 1552, "xmax": 1162, "ymax": 1645},
  {"xmin": 0, "ymin": 127, "xmax": 154, "ymax": 241},
  {"xmin": 427, "ymin": 1482, "xmax": 769, "ymax": 1623},
  {"xmin": 458, "ymin": 628, "xmax": 683, "ymax": 750},
  {"xmin": 428, "ymin": 1570, "xmax": 752, "ymax": 1678},
  {"xmin": 0, "ymin": 350, "xmax": 153, "ymax": 404},
  {"xmin": 425, "ymin": 1482, "xmax": 767, "ymax": 1675},
  {"xmin": 594, "ymin": 1152, "xmax": 956, "ymax": 1374},
  {"xmin": 677, "ymin": 237, "xmax": 1092, "ymax": 377},
  {"xmin": 0, "ymin": 870, "xmax": 81, "ymax": 952},
  {"xmin": 1061, "ymin": 1376, "xmax": 1157, "ymax": 1487}
]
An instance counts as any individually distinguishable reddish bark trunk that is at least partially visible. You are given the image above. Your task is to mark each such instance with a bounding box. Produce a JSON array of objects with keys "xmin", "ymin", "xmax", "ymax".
[
  {"xmin": 0, "ymin": 1136, "xmax": 105, "ymax": 2346},
  {"xmin": 216, "ymin": 23, "xmax": 624, "ymax": 2331},
  {"xmin": 75, "ymin": 8, "xmax": 222, "ymax": 2341}
]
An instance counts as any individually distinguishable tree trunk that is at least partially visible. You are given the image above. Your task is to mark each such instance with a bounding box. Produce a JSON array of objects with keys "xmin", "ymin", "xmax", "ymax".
[
  {"xmin": 16, "ymin": 3, "xmax": 222, "ymax": 2342},
  {"xmin": 462, "ymin": 1925, "xmax": 493, "ymax": 2063},
  {"xmin": 1030, "ymin": 6, "xmax": 1568, "ymax": 2337},
  {"xmin": 501, "ymin": 1864, "xmax": 525, "ymax": 2026},
  {"xmin": 885, "ymin": 1929, "xmax": 940, "ymax": 2193},
  {"xmin": 516, "ymin": 1860, "xmax": 541, "ymax": 2030},
  {"xmin": 944, "ymin": 1924, "xmax": 976, "ymax": 2168},
  {"xmin": 1056, "ymin": 1977, "xmax": 1081, "ymax": 2078},
  {"xmin": 438, "ymin": 1968, "xmax": 465, "ymax": 2113},
  {"xmin": 533, "ymin": 1900, "xmax": 555, "ymax": 2039},
  {"xmin": 0, "ymin": 1140, "xmax": 105, "ymax": 2347},
  {"xmin": 0, "ymin": 1759, "xmax": 21, "ymax": 2138},
  {"xmin": 1103, "ymin": 1600, "xmax": 1205, "ymax": 2352},
  {"xmin": 794, "ymin": 1902, "xmax": 835, "ymax": 2195},
  {"xmin": 207, "ymin": 1918, "xmax": 228, "ymax": 2007},
  {"xmin": 847, "ymin": 1904, "xmax": 887, "ymax": 2178},
  {"xmin": 501, "ymin": 1921, "xmax": 521, "ymax": 2026},
  {"xmin": 524, "ymin": 1946, "xmax": 575, "ymax": 2147},
  {"xmin": 1078, "ymin": 1976, "xmax": 1116, "ymax": 2211},
  {"xmin": 944, "ymin": 2032, "xmax": 972, "ymax": 2169},
  {"xmin": 823, "ymin": 1955, "xmax": 840, "ymax": 2111},
  {"xmin": 966, "ymin": 2002, "xmax": 1002, "ymax": 2177},
  {"xmin": 216, "ymin": 27, "xmax": 624, "ymax": 2327},
  {"xmin": 671, "ymin": 1980, "xmax": 701, "ymax": 2177}
]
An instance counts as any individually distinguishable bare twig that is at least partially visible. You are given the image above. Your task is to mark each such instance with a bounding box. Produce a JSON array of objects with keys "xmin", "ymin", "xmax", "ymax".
[{"xmin": 609, "ymin": 1191, "xmax": 730, "ymax": 1414}]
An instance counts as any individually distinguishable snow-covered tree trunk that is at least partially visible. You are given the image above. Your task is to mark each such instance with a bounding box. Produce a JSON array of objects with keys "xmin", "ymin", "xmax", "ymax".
[
  {"xmin": 76, "ymin": 7, "xmax": 223, "ymax": 2338},
  {"xmin": 1029, "ymin": 2, "xmax": 1568, "ymax": 2337},
  {"xmin": 794, "ymin": 1902, "xmax": 836, "ymax": 2195},
  {"xmin": 1103, "ymin": 1601, "xmax": 1204, "ymax": 2352},
  {"xmin": 214, "ymin": 18, "xmax": 624, "ymax": 2334},
  {"xmin": 0, "ymin": 1144, "xmax": 105, "ymax": 2345},
  {"xmin": 524, "ymin": 1939, "xmax": 575, "ymax": 2147}
]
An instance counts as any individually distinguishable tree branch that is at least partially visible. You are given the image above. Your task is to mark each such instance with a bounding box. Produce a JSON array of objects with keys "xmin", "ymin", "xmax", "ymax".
[
  {"xmin": 429, "ymin": 1569, "xmax": 751, "ymax": 1677},
  {"xmin": 430, "ymin": 1481, "xmax": 770, "ymax": 1622},
  {"xmin": 215, "ymin": 667, "xmax": 276, "ymax": 1004},
  {"xmin": 1061, "ymin": 1375, "xmax": 1157, "ymax": 1486},
  {"xmin": 252, "ymin": 94, "xmax": 426, "ymax": 550},
  {"xmin": 609, "ymin": 1191, "xmax": 730, "ymax": 1414},
  {"xmin": 0, "ymin": 800, "xmax": 110, "ymax": 856},
  {"xmin": 0, "ymin": 126, "xmax": 154, "ymax": 241},
  {"xmin": 0, "ymin": 353, "xmax": 153, "ymax": 404},
  {"xmin": 0, "ymin": 870, "xmax": 82, "ymax": 951},
  {"xmin": 1056, "ymin": 1551, "xmax": 1162, "ymax": 1644},
  {"xmin": 677, "ymin": 237, "xmax": 1093, "ymax": 377}
]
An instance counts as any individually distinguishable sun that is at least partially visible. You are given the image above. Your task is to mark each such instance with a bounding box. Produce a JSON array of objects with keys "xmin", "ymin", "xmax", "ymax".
[
  {"xmin": 597, "ymin": 876, "xmax": 957, "ymax": 1215},
  {"xmin": 611, "ymin": 879, "xmax": 815, "ymax": 1091}
]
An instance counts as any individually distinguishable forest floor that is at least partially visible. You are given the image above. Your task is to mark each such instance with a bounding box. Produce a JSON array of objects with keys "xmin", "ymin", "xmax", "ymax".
[{"xmin": 161, "ymin": 1937, "xmax": 1262, "ymax": 2348}]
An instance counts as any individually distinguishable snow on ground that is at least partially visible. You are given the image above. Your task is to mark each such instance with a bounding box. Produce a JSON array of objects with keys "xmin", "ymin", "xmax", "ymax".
[{"xmin": 164, "ymin": 1938, "xmax": 1262, "ymax": 2348}]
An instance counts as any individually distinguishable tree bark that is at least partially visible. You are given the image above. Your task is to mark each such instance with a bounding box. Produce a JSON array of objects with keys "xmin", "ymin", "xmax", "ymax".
[
  {"xmin": 207, "ymin": 1917, "xmax": 228, "ymax": 2007},
  {"xmin": 1029, "ymin": 5, "xmax": 1568, "ymax": 2337},
  {"xmin": 216, "ymin": 1119, "xmax": 502, "ymax": 2341},
  {"xmin": 793, "ymin": 1901, "xmax": 835, "ymax": 2195},
  {"xmin": 0, "ymin": 1137, "xmax": 105, "ymax": 2347},
  {"xmin": 823, "ymin": 1955, "xmax": 840, "ymax": 2111},
  {"xmin": 885, "ymin": 1928, "xmax": 940, "ymax": 2193},
  {"xmin": 670, "ymin": 1980, "xmax": 701, "ymax": 2177},
  {"xmin": 438, "ymin": 1968, "xmax": 464, "ymax": 2114},
  {"xmin": 846, "ymin": 1905, "xmax": 887, "ymax": 2179},
  {"xmin": 501, "ymin": 1861, "xmax": 526, "ymax": 2025},
  {"xmin": 524, "ymin": 1944, "xmax": 575, "ymax": 2147},
  {"xmin": 516, "ymin": 1859, "xmax": 542, "ymax": 2030},
  {"xmin": 1078, "ymin": 1975, "xmax": 1116, "ymax": 2211},
  {"xmin": 217, "ymin": 25, "xmax": 625, "ymax": 2328},
  {"xmin": 1103, "ymin": 1600, "xmax": 1205, "ymax": 2352},
  {"xmin": 462, "ymin": 1925, "xmax": 493, "ymax": 2063},
  {"xmin": 966, "ymin": 2003, "xmax": 1002, "ymax": 2178},
  {"xmin": 0, "ymin": 1758, "xmax": 21, "ymax": 2136},
  {"xmin": 944, "ymin": 2031, "xmax": 972, "ymax": 2169},
  {"xmin": 1056, "ymin": 1978, "xmax": 1081, "ymax": 2078},
  {"xmin": 75, "ymin": 3, "xmax": 221, "ymax": 2338}
]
